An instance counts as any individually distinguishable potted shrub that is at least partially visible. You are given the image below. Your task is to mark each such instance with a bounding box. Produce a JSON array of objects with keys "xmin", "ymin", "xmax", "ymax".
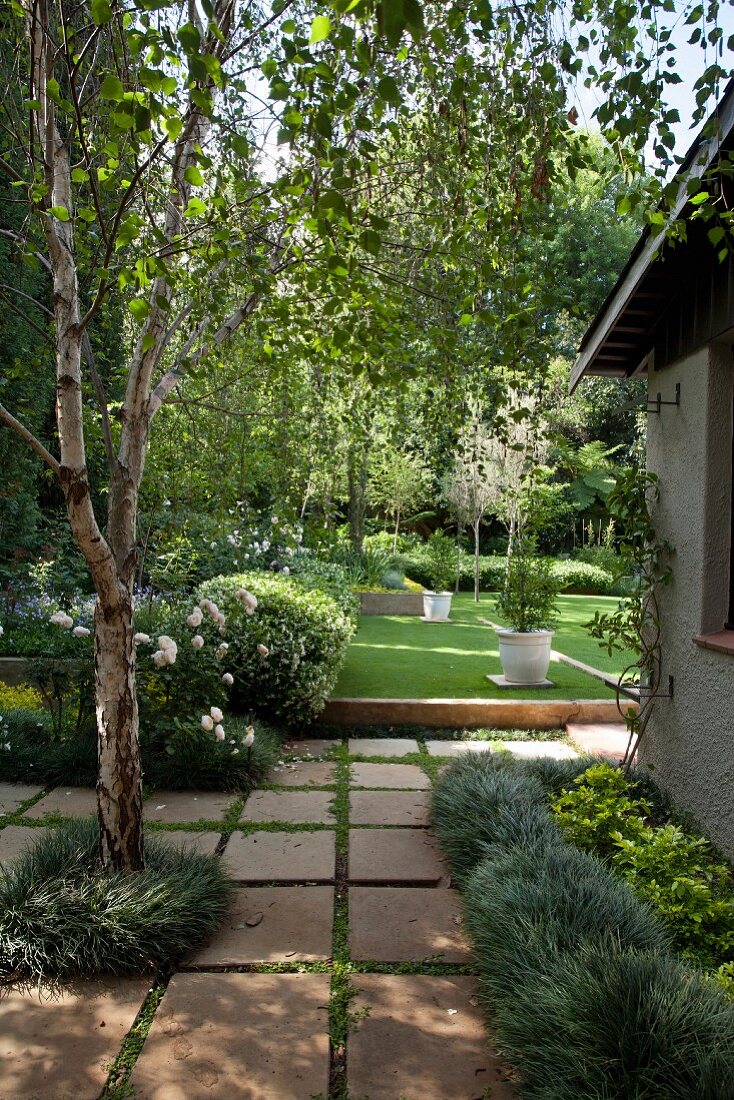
[
  {"xmin": 422, "ymin": 530, "xmax": 456, "ymax": 621},
  {"xmin": 494, "ymin": 536, "xmax": 559, "ymax": 683}
]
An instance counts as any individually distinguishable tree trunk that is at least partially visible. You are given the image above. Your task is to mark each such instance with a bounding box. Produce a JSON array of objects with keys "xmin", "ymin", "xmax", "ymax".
[
  {"xmin": 94, "ymin": 592, "xmax": 144, "ymax": 871},
  {"xmin": 392, "ymin": 510, "xmax": 401, "ymax": 555},
  {"xmin": 473, "ymin": 519, "xmax": 480, "ymax": 603},
  {"xmin": 348, "ymin": 452, "xmax": 368, "ymax": 554}
]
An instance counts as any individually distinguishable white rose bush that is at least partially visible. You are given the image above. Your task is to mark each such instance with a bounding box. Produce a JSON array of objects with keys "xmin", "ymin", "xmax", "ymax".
[{"xmin": 196, "ymin": 572, "xmax": 356, "ymax": 724}]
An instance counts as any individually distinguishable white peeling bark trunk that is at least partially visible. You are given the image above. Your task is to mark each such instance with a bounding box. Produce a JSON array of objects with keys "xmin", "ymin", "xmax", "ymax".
[{"xmin": 94, "ymin": 590, "xmax": 144, "ymax": 872}]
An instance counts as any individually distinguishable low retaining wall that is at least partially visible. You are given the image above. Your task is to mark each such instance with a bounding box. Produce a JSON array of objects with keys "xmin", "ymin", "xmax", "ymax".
[
  {"xmin": 319, "ymin": 696, "xmax": 632, "ymax": 729},
  {"xmin": 359, "ymin": 592, "xmax": 424, "ymax": 615},
  {"xmin": 0, "ymin": 657, "xmax": 33, "ymax": 686}
]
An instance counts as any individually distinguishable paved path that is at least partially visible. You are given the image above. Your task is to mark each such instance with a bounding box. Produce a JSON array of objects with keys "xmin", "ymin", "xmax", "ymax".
[{"xmin": 0, "ymin": 736, "xmax": 563, "ymax": 1098}]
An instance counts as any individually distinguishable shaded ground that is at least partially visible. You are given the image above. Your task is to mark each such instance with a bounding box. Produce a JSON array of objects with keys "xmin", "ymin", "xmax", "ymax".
[
  {"xmin": 333, "ymin": 593, "xmax": 631, "ymax": 700},
  {"xmin": 0, "ymin": 734, "xmax": 563, "ymax": 1099}
]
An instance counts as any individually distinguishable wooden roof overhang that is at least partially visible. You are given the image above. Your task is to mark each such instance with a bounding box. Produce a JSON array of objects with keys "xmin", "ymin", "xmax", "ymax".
[{"xmin": 570, "ymin": 80, "xmax": 734, "ymax": 393}]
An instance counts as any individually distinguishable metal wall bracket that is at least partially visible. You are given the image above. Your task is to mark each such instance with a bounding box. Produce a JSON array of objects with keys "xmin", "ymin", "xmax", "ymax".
[{"xmin": 647, "ymin": 383, "xmax": 680, "ymax": 415}]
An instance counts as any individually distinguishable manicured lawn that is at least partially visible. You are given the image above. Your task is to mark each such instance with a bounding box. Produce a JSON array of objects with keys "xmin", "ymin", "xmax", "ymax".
[{"xmin": 333, "ymin": 593, "xmax": 633, "ymax": 700}]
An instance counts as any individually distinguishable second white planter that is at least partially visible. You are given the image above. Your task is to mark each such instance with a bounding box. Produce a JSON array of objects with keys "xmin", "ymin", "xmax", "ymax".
[
  {"xmin": 422, "ymin": 591, "xmax": 453, "ymax": 622},
  {"xmin": 495, "ymin": 628, "xmax": 554, "ymax": 684}
]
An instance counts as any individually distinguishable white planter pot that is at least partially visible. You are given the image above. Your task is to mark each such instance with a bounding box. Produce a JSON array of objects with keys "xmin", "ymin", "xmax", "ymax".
[
  {"xmin": 422, "ymin": 591, "xmax": 453, "ymax": 621},
  {"xmin": 495, "ymin": 628, "xmax": 554, "ymax": 684}
]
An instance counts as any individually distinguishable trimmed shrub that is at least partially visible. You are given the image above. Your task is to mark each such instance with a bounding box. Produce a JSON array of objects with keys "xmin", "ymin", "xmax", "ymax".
[
  {"xmin": 403, "ymin": 548, "xmax": 615, "ymax": 594},
  {"xmin": 464, "ymin": 844, "xmax": 669, "ymax": 997},
  {"xmin": 495, "ymin": 944, "xmax": 734, "ymax": 1099},
  {"xmin": 0, "ymin": 682, "xmax": 43, "ymax": 712},
  {"xmin": 0, "ymin": 818, "xmax": 233, "ymax": 982},
  {"xmin": 288, "ymin": 555, "xmax": 360, "ymax": 622},
  {"xmin": 431, "ymin": 754, "xmax": 548, "ymax": 882},
  {"xmin": 549, "ymin": 558, "xmax": 615, "ymax": 594},
  {"xmin": 197, "ymin": 572, "xmax": 355, "ymax": 724}
]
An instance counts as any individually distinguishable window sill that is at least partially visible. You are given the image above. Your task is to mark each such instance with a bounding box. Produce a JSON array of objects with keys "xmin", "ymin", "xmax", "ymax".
[{"xmin": 693, "ymin": 630, "xmax": 734, "ymax": 656}]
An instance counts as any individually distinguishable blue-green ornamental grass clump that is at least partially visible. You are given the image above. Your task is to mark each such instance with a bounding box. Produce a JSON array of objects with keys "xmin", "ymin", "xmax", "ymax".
[
  {"xmin": 0, "ymin": 819, "xmax": 233, "ymax": 984},
  {"xmin": 431, "ymin": 753, "xmax": 734, "ymax": 1097}
]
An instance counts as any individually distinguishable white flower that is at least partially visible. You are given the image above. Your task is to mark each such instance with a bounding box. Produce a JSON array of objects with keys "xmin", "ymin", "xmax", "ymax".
[
  {"xmin": 222, "ymin": 673, "xmax": 234, "ymax": 686},
  {"xmin": 0, "ymin": 625, "xmax": 3, "ymax": 637},
  {"xmin": 227, "ymin": 534, "xmax": 237, "ymax": 546},
  {"xmin": 207, "ymin": 602, "xmax": 220, "ymax": 619},
  {"xmin": 191, "ymin": 634, "xmax": 204, "ymax": 650},
  {"xmin": 244, "ymin": 728, "xmax": 255, "ymax": 748},
  {"xmin": 152, "ymin": 650, "xmax": 167, "ymax": 667},
  {"xmin": 216, "ymin": 642, "xmax": 229, "ymax": 659},
  {"xmin": 210, "ymin": 706, "xmax": 223, "ymax": 722},
  {"xmin": 210, "ymin": 541, "xmax": 217, "ymax": 549},
  {"xmin": 49, "ymin": 612, "xmax": 73, "ymax": 629},
  {"xmin": 157, "ymin": 635, "xmax": 176, "ymax": 653},
  {"xmin": 163, "ymin": 499, "xmax": 171, "ymax": 507},
  {"xmin": 218, "ymin": 624, "xmax": 227, "ymax": 635},
  {"xmin": 201, "ymin": 714, "xmax": 214, "ymax": 732},
  {"xmin": 282, "ymin": 566, "xmax": 290, "ymax": 576},
  {"xmin": 257, "ymin": 643, "xmax": 269, "ymax": 657},
  {"xmin": 72, "ymin": 626, "xmax": 90, "ymax": 638},
  {"xmin": 164, "ymin": 647, "xmax": 177, "ymax": 665},
  {"xmin": 231, "ymin": 747, "xmax": 239, "ymax": 754},
  {"xmin": 236, "ymin": 589, "xmax": 257, "ymax": 615},
  {"xmin": 199, "ymin": 598, "xmax": 213, "ymax": 612},
  {"xmin": 133, "ymin": 632, "xmax": 150, "ymax": 645},
  {"xmin": 214, "ymin": 724, "xmax": 225, "ymax": 742},
  {"xmin": 186, "ymin": 608, "xmax": 203, "ymax": 628}
]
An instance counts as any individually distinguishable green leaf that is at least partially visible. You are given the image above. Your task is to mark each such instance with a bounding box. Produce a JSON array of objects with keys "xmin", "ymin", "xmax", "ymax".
[
  {"xmin": 184, "ymin": 165, "xmax": 204, "ymax": 186},
  {"xmin": 177, "ymin": 22, "xmax": 201, "ymax": 52},
  {"xmin": 141, "ymin": 334, "xmax": 156, "ymax": 353},
  {"xmin": 377, "ymin": 76, "xmax": 401, "ymax": 105},
  {"xmin": 99, "ymin": 75, "xmax": 125, "ymax": 101},
  {"xmin": 359, "ymin": 228, "xmax": 381, "ymax": 256},
  {"xmin": 129, "ymin": 298, "xmax": 150, "ymax": 322},
  {"xmin": 49, "ymin": 205, "xmax": 70, "ymax": 222},
  {"xmin": 90, "ymin": 0, "xmax": 113, "ymax": 23},
  {"xmin": 309, "ymin": 15, "xmax": 331, "ymax": 44}
]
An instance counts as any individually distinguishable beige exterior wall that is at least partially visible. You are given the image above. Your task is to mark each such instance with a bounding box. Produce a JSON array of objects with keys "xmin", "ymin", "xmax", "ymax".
[{"xmin": 642, "ymin": 337, "xmax": 734, "ymax": 855}]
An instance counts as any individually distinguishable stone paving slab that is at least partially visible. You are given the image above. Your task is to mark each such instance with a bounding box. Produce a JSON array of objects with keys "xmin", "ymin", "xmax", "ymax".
[
  {"xmin": 223, "ymin": 830, "xmax": 335, "ymax": 882},
  {"xmin": 566, "ymin": 720, "xmax": 629, "ymax": 761},
  {"xmin": 348, "ymin": 737, "xmax": 420, "ymax": 757},
  {"xmin": 351, "ymin": 762, "xmax": 431, "ymax": 790},
  {"xmin": 23, "ymin": 786, "xmax": 97, "ymax": 819},
  {"xmin": 350, "ymin": 888, "xmax": 469, "ymax": 963},
  {"xmin": 0, "ymin": 824, "xmax": 51, "ymax": 866},
  {"xmin": 0, "ymin": 977, "xmax": 149, "ymax": 1100},
  {"xmin": 496, "ymin": 739, "xmax": 578, "ymax": 760},
  {"xmin": 0, "ymin": 781, "xmax": 44, "ymax": 815},
  {"xmin": 240, "ymin": 790, "xmax": 335, "ymax": 824},
  {"xmin": 425, "ymin": 739, "xmax": 494, "ymax": 757},
  {"xmin": 281, "ymin": 738, "xmax": 340, "ymax": 758},
  {"xmin": 130, "ymin": 972, "xmax": 330, "ymax": 1100},
  {"xmin": 149, "ymin": 829, "xmax": 221, "ymax": 855},
  {"xmin": 189, "ymin": 886, "xmax": 334, "ymax": 966},
  {"xmin": 349, "ymin": 829, "xmax": 447, "ymax": 884},
  {"xmin": 143, "ymin": 791, "xmax": 234, "ymax": 823},
  {"xmin": 349, "ymin": 790, "xmax": 431, "ymax": 826},
  {"xmin": 348, "ymin": 974, "xmax": 516, "ymax": 1100},
  {"xmin": 266, "ymin": 760, "xmax": 336, "ymax": 787}
]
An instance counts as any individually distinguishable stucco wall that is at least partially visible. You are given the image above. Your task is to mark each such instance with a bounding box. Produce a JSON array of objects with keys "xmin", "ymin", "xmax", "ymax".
[{"xmin": 642, "ymin": 338, "xmax": 734, "ymax": 855}]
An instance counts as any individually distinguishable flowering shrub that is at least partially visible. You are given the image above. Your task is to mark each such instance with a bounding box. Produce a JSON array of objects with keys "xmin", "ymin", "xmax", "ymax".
[
  {"xmin": 0, "ymin": 581, "xmax": 95, "ymax": 657},
  {"xmin": 197, "ymin": 572, "xmax": 355, "ymax": 723}
]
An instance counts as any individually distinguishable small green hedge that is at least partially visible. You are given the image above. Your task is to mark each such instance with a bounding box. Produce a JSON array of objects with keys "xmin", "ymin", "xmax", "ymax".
[
  {"xmin": 431, "ymin": 754, "xmax": 734, "ymax": 1098},
  {"xmin": 402, "ymin": 548, "xmax": 615, "ymax": 594},
  {"xmin": 197, "ymin": 572, "xmax": 355, "ymax": 724}
]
